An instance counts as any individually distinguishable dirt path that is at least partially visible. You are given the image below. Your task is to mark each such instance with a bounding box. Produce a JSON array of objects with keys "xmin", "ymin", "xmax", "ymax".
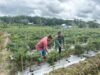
[
  {"xmin": 3, "ymin": 32, "xmax": 11, "ymax": 48},
  {"xmin": 0, "ymin": 32, "xmax": 15, "ymax": 75}
]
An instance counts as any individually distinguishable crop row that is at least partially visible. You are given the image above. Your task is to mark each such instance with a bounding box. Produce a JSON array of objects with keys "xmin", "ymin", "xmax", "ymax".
[{"xmin": 45, "ymin": 53, "xmax": 100, "ymax": 75}]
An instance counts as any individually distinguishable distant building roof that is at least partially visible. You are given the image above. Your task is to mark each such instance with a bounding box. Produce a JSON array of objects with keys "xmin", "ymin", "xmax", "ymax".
[
  {"xmin": 28, "ymin": 22, "xmax": 34, "ymax": 25},
  {"xmin": 61, "ymin": 24, "xmax": 72, "ymax": 28}
]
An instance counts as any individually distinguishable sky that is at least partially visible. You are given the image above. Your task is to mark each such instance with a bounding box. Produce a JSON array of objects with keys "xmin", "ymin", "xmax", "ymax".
[{"xmin": 0, "ymin": 0, "xmax": 100, "ymax": 21}]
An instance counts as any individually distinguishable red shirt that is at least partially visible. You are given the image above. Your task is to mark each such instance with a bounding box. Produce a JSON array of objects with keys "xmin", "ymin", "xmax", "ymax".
[{"xmin": 36, "ymin": 37, "xmax": 48, "ymax": 50}]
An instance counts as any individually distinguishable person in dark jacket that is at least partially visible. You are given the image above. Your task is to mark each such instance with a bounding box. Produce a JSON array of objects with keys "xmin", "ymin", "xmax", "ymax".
[{"xmin": 55, "ymin": 31, "xmax": 64, "ymax": 54}]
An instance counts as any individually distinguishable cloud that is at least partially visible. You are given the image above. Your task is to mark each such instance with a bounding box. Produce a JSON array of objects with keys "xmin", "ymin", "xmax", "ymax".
[
  {"xmin": 0, "ymin": 0, "xmax": 100, "ymax": 21},
  {"xmin": 0, "ymin": 0, "xmax": 34, "ymax": 16}
]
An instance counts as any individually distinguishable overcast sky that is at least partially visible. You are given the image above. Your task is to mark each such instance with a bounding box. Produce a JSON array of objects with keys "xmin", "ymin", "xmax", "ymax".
[{"xmin": 0, "ymin": 0, "xmax": 100, "ymax": 21}]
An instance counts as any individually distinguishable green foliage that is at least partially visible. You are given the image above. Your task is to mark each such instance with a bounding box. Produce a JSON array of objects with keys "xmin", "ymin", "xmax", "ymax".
[
  {"xmin": 74, "ymin": 44, "xmax": 84, "ymax": 56},
  {"xmin": 75, "ymin": 35, "xmax": 89, "ymax": 43},
  {"xmin": 88, "ymin": 38, "xmax": 100, "ymax": 51},
  {"xmin": 31, "ymin": 51, "xmax": 40, "ymax": 61},
  {"xmin": 47, "ymin": 49, "xmax": 71, "ymax": 65},
  {"xmin": 47, "ymin": 51, "xmax": 58, "ymax": 65}
]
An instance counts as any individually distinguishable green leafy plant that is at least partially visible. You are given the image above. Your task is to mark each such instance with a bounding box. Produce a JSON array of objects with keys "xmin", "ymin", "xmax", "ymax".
[
  {"xmin": 74, "ymin": 44, "xmax": 84, "ymax": 56},
  {"xmin": 47, "ymin": 51, "xmax": 58, "ymax": 65}
]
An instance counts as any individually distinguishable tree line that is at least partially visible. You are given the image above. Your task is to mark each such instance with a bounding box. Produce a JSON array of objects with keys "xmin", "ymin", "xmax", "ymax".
[{"xmin": 0, "ymin": 16, "xmax": 100, "ymax": 28}]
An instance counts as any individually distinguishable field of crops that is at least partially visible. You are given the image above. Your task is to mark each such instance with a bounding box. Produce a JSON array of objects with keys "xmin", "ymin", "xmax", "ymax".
[{"xmin": 0, "ymin": 26, "xmax": 100, "ymax": 75}]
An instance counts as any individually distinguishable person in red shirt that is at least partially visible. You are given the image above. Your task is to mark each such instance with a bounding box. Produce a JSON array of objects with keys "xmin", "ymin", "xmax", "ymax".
[{"xmin": 36, "ymin": 35, "xmax": 52, "ymax": 60}]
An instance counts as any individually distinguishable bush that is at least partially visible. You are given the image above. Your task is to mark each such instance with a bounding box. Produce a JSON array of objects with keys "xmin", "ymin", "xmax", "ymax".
[
  {"xmin": 74, "ymin": 44, "xmax": 84, "ymax": 56},
  {"xmin": 31, "ymin": 50, "xmax": 40, "ymax": 62},
  {"xmin": 47, "ymin": 51, "xmax": 58, "ymax": 65}
]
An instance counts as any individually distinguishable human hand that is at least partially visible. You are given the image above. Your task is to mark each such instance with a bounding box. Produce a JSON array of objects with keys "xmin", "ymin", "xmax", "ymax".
[{"xmin": 61, "ymin": 45, "xmax": 64, "ymax": 49}]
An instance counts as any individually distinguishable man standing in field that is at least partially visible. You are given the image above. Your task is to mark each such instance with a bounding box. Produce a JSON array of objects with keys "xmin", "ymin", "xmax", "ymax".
[
  {"xmin": 36, "ymin": 35, "xmax": 52, "ymax": 61},
  {"xmin": 55, "ymin": 31, "xmax": 64, "ymax": 54}
]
